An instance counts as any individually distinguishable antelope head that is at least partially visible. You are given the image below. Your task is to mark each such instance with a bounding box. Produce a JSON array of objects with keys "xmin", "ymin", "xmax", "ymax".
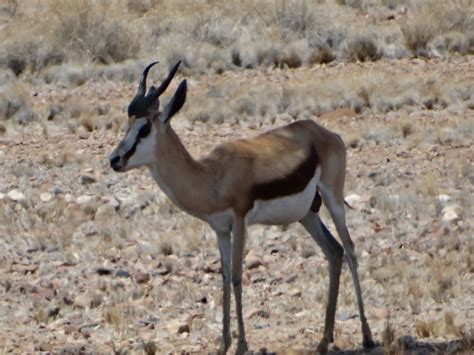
[{"xmin": 109, "ymin": 61, "xmax": 187, "ymax": 172}]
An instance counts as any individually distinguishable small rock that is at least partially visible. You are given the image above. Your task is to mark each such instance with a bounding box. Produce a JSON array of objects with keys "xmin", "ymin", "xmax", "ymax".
[
  {"xmin": 64, "ymin": 324, "xmax": 79, "ymax": 335},
  {"xmin": 245, "ymin": 308, "xmax": 270, "ymax": 319},
  {"xmin": 345, "ymin": 194, "xmax": 361, "ymax": 207},
  {"xmin": 40, "ymin": 192, "xmax": 53, "ymax": 202},
  {"xmin": 48, "ymin": 306, "xmax": 60, "ymax": 318},
  {"xmin": 7, "ymin": 189, "xmax": 26, "ymax": 203},
  {"xmin": 177, "ymin": 324, "xmax": 190, "ymax": 334},
  {"xmin": 73, "ymin": 221, "xmax": 98, "ymax": 239},
  {"xmin": 134, "ymin": 271, "xmax": 150, "ymax": 283},
  {"xmin": 0, "ymin": 192, "xmax": 5, "ymax": 200},
  {"xmin": 79, "ymin": 174, "xmax": 96, "ymax": 184},
  {"xmin": 109, "ymin": 199, "xmax": 120, "ymax": 210},
  {"xmin": 64, "ymin": 194, "xmax": 75, "ymax": 203},
  {"xmin": 74, "ymin": 293, "xmax": 92, "ymax": 309},
  {"xmin": 437, "ymin": 194, "xmax": 451, "ymax": 204},
  {"xmin": 288, "ymin": 288, "xmax": 301, "ymax": 297},
  {"xmin": 96, "ymin": 267, "xmax": 112, "ymax": 275},
  {"xmin": 373, "ymin": 307, "xmax": 390, "ymax": 320},
  {"xmin": 442, "ymin": 205, "xmax": 461, "ymax": 223},
  {"xmin": 77, "ymin": 126, "xmax": 90, "ymax": 139},
  {"xmin": 245, "ymin": 250, "xmax": 263, "ymax": 270},
  {"xmin": 76, "ymin": 195, "xmax": 94, "ymax": 205},
  {"xmin": 53, "ymin": 186, "xmax": 64, "ymax": 195},
  {"xmin": 39, "ymin": 342, "xmax": 53, "ymax": 352},
  {"xmin": 442, "ymin": 210, "xmax": 459, "ymax": 223},
  {"xmin": 115, "ymin": 270, "xmax": 131, "ymax": 278},
  {"xmin": 169, "ymin": 319, "xmax": 191, "ymax": 334}
]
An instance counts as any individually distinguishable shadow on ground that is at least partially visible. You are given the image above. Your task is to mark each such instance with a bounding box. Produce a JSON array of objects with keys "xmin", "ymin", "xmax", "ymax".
[{"xmin": 253, "ymin": 336, "xmax": 470, "ymax": 354}]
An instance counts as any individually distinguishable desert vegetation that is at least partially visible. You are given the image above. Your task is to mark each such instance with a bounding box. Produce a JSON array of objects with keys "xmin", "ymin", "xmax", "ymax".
[{"xmin": 0, "ymin": 0, "xmax": 473, "ymax": 353}]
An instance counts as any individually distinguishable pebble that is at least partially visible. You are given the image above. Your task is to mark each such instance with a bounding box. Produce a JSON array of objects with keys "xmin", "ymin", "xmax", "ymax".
[
  {"xmin": 74, "ymin": 293, "xmax": 92, "ymax": 309},
  {"xmin": 115, "ymin": 270, "xmax": 131, "ymax": 278},
  {"xmin": 442, "ymin": 205, "xmax": 461, "ymax": 223},
  {"xmin": 373, "ymin": 307, "xmax": 390, "ymax": 320},
  {"xmin": 245, "ymin": 250, "xmax": 263, "ymax": 270},
  {"xmin": 0, "ymin": 192, "xmax": 5, "ymax": 200},
  {"xmin": 437, "ymin": 194, "xmax": 451, "ymax": 204},
  {"xmin": 53, "ymin": 186, "xmax": 64, "ymax": 195},
  {"xmin": 7, "ymin": 189, "xmax": 26, "ymax": 202},
  {"xmin": 40, "ymin": 192, "xmax": 53, "ymax": 202},
  {"xmin": 288, "ymin": 288, "xmax": 302, "ymax": 297},
  {"xmin": 76, "ymin": 195, "xmax": 94, "ymax": 205},
  {"xmin": 77, "ymin": 126, "xmax": 90, "ymax": 139},
  {"xmin": 79, "ymin": 174, "xmax": 96, "ymax": 184},
  {"xmin": 65, "ymin": 194, "xmax": 75, "ymax": 203},
  {"xmin": 134, "ymin": 271, "xmax": 150, "ymax": 283},
  {"xmin": 345, "ymin": 194, "xmax": 361, "ymax": 206}
]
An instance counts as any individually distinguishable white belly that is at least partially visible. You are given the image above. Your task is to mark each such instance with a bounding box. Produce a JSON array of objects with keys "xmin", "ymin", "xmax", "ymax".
[
  {"xmin": 246, "ymin": 168, "xmax": 319, "ymax": 225},
  {"xmin": 207, "ymin": 168, "xmax": 320, "ymax": 231}
]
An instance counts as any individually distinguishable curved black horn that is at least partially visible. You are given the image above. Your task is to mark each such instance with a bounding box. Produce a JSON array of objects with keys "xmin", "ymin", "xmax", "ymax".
[
  {"xmin": 136, "ymin": 61, "xmax": 159, "ymax": 97},
  {"xmin": 128, "ymin": 61, "xmax": 159, "ymax": 118},
  {"xmin": 146, "ymin": 61, "xmax": 181, "ymax": 102}
]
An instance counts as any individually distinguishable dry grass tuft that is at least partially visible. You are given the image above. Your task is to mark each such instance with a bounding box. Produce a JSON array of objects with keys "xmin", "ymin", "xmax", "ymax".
[
  {"xmin": 400, "ymin": 1, "xmax": 474, "ymax": 57},
  {"xmin": 415, "ymin": 319, "xmax": 432, "ymax": 338}
]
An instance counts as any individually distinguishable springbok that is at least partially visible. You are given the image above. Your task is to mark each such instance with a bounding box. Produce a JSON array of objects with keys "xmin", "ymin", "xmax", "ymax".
[{"xmin": 109, "ymin": 62, "xmax": 374, "ymax": 354}]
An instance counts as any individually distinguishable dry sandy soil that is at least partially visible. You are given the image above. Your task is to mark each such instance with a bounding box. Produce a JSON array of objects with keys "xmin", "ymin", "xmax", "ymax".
[{"xmin": 0, "ymin": 56, "xmax": 473, "ymax": 354}]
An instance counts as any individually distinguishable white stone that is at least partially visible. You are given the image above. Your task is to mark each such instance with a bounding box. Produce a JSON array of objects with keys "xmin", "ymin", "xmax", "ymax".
[
  {"xmin": 64, "ymin": 194, "xmax": 75, "ymax": 203},
  {"xmin": 0, "ymin": 193, "xmax": 5, "ymax": 200},
  {"xmin": 40, "ymin": 192, "xmax": 53, "ymax": 202},
  {"xmin": 437, "ymin": 194, "xmax": 451, "ymax": 203},
  {"xmin": 389, "ymin": 194, "xmax": 400, "ymax": 202},
  {"xmin": 442, "ymin": 210, "xmax": 459, "ymax": 223},
  {"xmin": 7, "ymin": 189, "xmax": 25, "ymax": 202},
  {"xmin": 76, "ymin": 195, "xmax": 94, "ymax": 205},
  {"xmin": 345, "ymin": 194, "xmax": 361, "ymax": 205}
]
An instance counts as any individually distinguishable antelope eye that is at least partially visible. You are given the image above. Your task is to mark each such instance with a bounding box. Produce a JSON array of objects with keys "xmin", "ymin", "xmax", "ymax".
[{"xmin": 138, "ymin": 121, "xmax": 151, "ymax": 139}]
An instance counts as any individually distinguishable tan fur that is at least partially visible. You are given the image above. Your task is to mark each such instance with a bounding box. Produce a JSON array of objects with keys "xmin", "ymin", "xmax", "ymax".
[{"xmin": 152, "ymin": 119, "xmax": 346, "ymax": 217}]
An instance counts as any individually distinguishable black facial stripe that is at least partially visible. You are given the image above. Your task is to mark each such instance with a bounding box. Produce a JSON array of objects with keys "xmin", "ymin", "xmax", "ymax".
[
  {"xmin": 138, "ymin": 121, "xmax": 151, "ymax": 139},
  {"xmin": 123, "ymin": 120, "xmax": 151, "ymax": 163}
]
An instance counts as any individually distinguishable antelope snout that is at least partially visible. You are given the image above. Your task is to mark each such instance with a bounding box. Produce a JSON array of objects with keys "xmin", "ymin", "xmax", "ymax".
[{"xmin": 109, "ymin": 154, "xmax": 123, "ymax": 172}]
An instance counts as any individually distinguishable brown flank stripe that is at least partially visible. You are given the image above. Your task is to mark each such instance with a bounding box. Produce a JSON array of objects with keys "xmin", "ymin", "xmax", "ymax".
[{"xmin": 251, "ymin": 146, "xmax": 319, "ymax": 201}]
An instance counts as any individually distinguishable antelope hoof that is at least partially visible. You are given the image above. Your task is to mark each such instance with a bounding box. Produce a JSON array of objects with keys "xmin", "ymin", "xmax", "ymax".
[
  {"xmin": 235, "ymin": 340, "xmax": 248, "ymax": 355},
  {"xmin": 316, "ymin": 337, "xmax": 330, "ymax": 354},
  {"xmin": 363, "ymin": 335, "xmax": 376, "ymax": 349},
  {"xmin": 362, "ymin": 323, "xmax": 375, "ymax": 349},
  {"xmin": 218, "ymin": 337, "xmax": 231, "ymax": 355}
]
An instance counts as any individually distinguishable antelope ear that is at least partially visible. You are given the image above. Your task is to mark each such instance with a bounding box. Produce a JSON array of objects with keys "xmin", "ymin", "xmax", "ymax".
[{"xmin": 160, "ymin": 80, "xmax": 187, "ymax": 124}]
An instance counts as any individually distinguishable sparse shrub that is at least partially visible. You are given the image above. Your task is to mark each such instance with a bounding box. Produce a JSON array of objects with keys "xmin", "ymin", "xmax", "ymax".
[
  {"xmin": 345, "ymin": 33, "xmax": 381, "ymax": 62},
  {"xmin": 0, "ymin": 39, "xmax": 64, "ymax": 75},
  {"xmin": 52, "ymin": 1, "xmax": 138, "ymax": 64},
  {"xmin": 400, "ymin": 19, "xmax": 436, "ymax": 57},
  {"xmin": 0, "ymin": 83, "xmax": 36, "ymax": 123},
  {"xmin": 275, "ymin": 0, "xmax": 316, "ymax": 39},
  {"xmin": 416, "ymin": 320, "xmax": 432, "ymax": 338}
]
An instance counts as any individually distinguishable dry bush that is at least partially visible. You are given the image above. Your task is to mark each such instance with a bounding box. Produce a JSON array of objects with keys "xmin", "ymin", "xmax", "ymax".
[
  {"xmin": 0, "ymin": 83, "xmax": 36, "ymax": 123},
  {"xmin": 0, "ymin": 38, "xmax": 64, "ymax": 76},
  {"xmin": 345, "ymin": 32, "xmax": 381, "ymax": 62},
  {"xmin": 400, "ymin": 1, "xmax": 474, "ymax": 57},
  {"xmin": 51, "ymin": 1, "xmax": 139, "ymax": 64}
]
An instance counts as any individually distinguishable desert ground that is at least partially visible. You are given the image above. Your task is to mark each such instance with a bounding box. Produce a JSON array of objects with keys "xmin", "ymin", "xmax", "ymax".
[{"xmin": 0, "ymin": 1, "xmax": 473, "ymax": 354}]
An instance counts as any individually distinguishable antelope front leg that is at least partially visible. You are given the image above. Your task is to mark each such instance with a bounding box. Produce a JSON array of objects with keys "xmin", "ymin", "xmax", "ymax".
[
  {"xmin": 216, "ymin": 231, "xmax": 232, "ymax": 354},
  {"xmin": 232, "ymin": 214, "xmax": 249, "ymax": 354}
]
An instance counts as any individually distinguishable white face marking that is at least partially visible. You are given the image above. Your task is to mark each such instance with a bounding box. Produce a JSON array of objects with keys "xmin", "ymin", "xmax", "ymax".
[
  {"xmin": 111, "ymin": 117, "xmax": 156, "ymax": 171},
  {"xmin": 126, "ymin": 127, "xmax": 156, "ymax": 169}
]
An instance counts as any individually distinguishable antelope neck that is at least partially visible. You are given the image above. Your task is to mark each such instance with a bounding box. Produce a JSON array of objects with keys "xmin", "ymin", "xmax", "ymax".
[{"xmin": 149, "ymin": 126, "xmax": 215, "ymax": 216}]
